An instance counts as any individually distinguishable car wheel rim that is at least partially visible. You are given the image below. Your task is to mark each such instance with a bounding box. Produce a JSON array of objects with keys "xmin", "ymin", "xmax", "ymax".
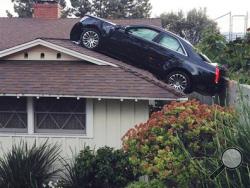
[
  {"xmin": 168, "ymin": 73, "xmax": 188, "ymax": 91},
  {"xmin": 82, "ymin": 31, "xmax": 99, "ymax": 49}
]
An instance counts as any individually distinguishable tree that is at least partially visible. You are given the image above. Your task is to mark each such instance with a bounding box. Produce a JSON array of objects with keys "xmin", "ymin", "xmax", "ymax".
[
  {"xmin": 127, "ymin": 0, "xmax": 152, "ymax": 18},
  {"xmin": 91, "ymin": 0, "xmax": 127, "ymax": 18},
  {"xmin": 160, "ymin": 8, "xmax": 218, "ymax": 45},
  {"xmin": 69, "ymin": 0, "xmax": 92, "ymax": 18},
  {"xmin": 160, "ymin": 10, "xmax": 185, "ymax": 35},
  {"xmin": 197, "ymin": 29, "xmax": 228, "ymax": 63},
  {"xmin": 70, "ymin": 0, "xmax": 152, "ymax": 19},
  {"xmin": 7, "ymin": 0, "xmax": 69, "ymax": 18},
  {"xmin": 6, "ymin": 10, "xmax": 13, "ymax": 18}
]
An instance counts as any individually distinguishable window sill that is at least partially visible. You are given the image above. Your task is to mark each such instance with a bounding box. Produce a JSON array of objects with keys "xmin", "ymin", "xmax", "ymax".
[{"xmin": 0, "ymin": 133, "xmax": 93, "ymax": 139}]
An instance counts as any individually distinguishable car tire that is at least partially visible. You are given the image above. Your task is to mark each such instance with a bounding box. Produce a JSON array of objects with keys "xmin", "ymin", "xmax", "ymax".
[
  {"xmin": 80, "ymin": 28, "xmax": 101, "ymax": 50},
  {"xmin": 166, "ymin": 71, "xmax": 192, "ymax": 93}
]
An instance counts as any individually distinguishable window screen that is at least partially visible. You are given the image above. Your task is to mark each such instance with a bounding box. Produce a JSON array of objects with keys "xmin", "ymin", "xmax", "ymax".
[
  {"xmin": 34, "ymin": 98, "xmax": 86, "ymax": 134},
  {"xmin": 0, "ymin": 97, "xmax": 27, "ymax": 132},
  {"xmin": 128, "ymin": 28, "xmax": 159, "ymax": 42},
  {"xmin": 158, "ymin": 35, "xmax": 185, "ymax": 55}
]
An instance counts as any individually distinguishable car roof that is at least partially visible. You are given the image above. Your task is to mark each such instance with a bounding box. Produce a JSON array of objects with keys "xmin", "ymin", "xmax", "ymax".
[{"xmin": 84, "ymin": 15, "xmax": 192, "ymax": 46}]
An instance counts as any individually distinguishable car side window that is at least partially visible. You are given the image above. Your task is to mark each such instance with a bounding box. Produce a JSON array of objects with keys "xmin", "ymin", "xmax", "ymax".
[
  {"xmin": 127, "ymin": 28, "xmax": 159, "ymax": 42},
  {"xmin": 158, "ymin": 34, "xmax": 185, "ymax": 55}
]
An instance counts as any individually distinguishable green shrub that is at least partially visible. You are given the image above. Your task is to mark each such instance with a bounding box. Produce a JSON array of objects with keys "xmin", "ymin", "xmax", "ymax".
[
  {"xmin": 0, "ymin": 141, "xmax": 61, "ymax": 188},
  {"xmin": 122, "ymin": 100, "xmax": 235, "ymax": 187},
  {"xmin": 126, "ymin": 179, "xmax": 165, "ymax": 188},
  {"xmin": 197, "ymin": 29, "xmax": 250, "ymax": 84},
  {"xmin": 61, "ymin": 146, "xmax": 137, "ymax": 188}
]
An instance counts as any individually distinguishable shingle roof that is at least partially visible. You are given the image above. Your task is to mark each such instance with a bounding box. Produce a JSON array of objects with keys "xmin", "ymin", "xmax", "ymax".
[
  {"xmin": 0, "ymin": 17, "xmax": 186, "ymax": 100},
  {"xmin": 0, "ymin": 60, "xmax": 184, "ymax": 100},
  {"xmin": 0, "ymin": 17, "xmax": 162, "ymax": 51},
  {"xmin": 43, "ymin": 38, "xmax": 184, "ymax": 97}
]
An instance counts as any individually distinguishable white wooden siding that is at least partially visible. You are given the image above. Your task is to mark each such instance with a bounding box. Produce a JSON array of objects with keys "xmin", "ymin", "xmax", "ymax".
[{"xmin": 0, "ymin": 99, "xmax": 149, "ymax": 158}]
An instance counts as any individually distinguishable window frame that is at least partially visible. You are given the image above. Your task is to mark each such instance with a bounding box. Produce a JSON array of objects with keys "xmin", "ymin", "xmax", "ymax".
[
  {"xmin": 126, "ymin": 26, "xmax": 161, "ymax": 43},
  {"xmin": 0, "ymin": 97, "xmax": 28, "ymax": 133},
  {"xmin": 34, "ymin": 98, "xmax": 87, "ymax": 134},
  {"xmin": 156, "ymin": 33, "xmax": 188, "ymax": 56},
  {"xmin": 0, "ymin": 97, "xmax": 94, "ymax": 138}
]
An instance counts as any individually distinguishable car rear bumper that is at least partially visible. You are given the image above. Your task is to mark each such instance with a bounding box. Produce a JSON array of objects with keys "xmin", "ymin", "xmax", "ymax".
[{"xmin": 194, "ymin": 76, "xmax": 227, "ymax": 96}]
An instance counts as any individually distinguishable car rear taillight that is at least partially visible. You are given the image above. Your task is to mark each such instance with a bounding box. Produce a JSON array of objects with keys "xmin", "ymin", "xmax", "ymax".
[{"xmin": 215, "ymin": 66, "xmax": 220, "ymax": 84}]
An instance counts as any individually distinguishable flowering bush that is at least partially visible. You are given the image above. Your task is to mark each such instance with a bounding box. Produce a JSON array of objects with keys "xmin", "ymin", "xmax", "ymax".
[{"xmin": 122, "ymin": 100, "xmax": 235, "ymax": 187}]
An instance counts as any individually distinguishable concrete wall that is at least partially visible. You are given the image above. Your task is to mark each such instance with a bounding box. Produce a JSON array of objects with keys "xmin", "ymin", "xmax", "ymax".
[
  {"xmin": 4, "ymin": 45, "xmax": 80, "ymax": 61},
  {"xmin": 0, "ymin": 99, "xmax": 149, "ymax": 158},
  {"xmin": 189, "ymin": 80, "xmax": 250, "ymax": 107}
]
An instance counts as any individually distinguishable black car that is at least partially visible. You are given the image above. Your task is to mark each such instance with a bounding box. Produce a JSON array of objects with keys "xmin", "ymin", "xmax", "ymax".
[{"xmin": 70, "ymin": 15, "xmax": 226, "ymax": 95}]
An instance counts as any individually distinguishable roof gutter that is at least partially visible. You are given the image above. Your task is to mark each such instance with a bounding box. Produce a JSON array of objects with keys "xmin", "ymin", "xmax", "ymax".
[{"xmin": 0, "ymin": 93, "xmax": 188, "ymax": 102}]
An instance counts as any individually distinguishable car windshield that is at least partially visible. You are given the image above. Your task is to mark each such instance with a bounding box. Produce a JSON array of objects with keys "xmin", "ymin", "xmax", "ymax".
[{"xmin": 128, "ymin": 28, "xmax": 159, "ymax": 41}]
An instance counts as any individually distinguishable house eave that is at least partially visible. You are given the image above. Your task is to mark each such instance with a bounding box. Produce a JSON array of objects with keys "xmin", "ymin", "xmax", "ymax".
[{"xmin": 0, "ymin": 93, "xmax": 188, "ymax": 101}]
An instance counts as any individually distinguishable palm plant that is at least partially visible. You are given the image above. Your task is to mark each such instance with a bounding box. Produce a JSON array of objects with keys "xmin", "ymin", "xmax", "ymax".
[{"xmin": 0, "ymin": 141, "xmax": 61, "ymax": 188}]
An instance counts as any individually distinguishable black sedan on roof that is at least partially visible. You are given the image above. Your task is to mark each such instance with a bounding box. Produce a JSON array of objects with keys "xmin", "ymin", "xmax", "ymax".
[{"xmin": 70, "ymin": 15, "xmax": 226, "ymax": 95}]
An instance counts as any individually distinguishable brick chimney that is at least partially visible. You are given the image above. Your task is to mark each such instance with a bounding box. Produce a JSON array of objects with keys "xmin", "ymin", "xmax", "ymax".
[{"xmin": 33, "ymin": 0, "xmax": 61, "ymax": 19}]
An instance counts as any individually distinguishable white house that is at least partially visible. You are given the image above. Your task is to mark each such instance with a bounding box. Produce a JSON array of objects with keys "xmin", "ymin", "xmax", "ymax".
[{"xmin": 0, "ymin": 0, "xmax": 186, "ymax": 157}]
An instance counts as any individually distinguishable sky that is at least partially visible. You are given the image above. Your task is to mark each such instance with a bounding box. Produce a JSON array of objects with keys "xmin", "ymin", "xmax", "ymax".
[{"xmin": 0, "ymin": 0, "xmax": 249, "ymax": 32}]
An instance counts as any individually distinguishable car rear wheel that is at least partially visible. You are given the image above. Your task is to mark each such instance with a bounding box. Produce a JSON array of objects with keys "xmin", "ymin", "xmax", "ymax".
[
  {"xmin": 166, "ymin": 71, "xmax": 192, "ymax": 93},
  {"xmin": 81, "ymin": 28, "xmax": 100, "ymax": 49}
]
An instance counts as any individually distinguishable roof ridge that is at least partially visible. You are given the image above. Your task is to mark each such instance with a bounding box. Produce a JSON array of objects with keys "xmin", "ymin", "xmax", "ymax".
[
  {"xmin": 0, "ymin": 17, "xmax": 79, "ymax": 20},
  {"xmin": 0, "ymin": 17, "xmax": 160, "ymax": 20},
  {"xmin": 40, "ymin": 37, "xmax": 69, "ymax": 40}
]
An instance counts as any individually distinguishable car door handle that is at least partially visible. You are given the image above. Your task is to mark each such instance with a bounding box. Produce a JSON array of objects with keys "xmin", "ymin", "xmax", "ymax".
[{"xmin": 149, "ymin": 56, "xmax": 154, "ymax": 61}]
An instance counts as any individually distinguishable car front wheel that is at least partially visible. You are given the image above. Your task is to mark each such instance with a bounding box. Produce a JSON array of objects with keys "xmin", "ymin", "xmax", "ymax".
[
  {"xmin": 166, "ymin": 71, "xmax": 192, "ymax": 93},
  {"xmin": 81, "ymin": 28, "xmax": 100, "ymax": 50}
]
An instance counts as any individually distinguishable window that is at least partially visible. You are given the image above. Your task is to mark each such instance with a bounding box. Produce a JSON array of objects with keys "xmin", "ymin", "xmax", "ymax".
[
  {"xmin": 34, "ymin": 98, "xmax": 86, "ymax": 134},
  {"xmin": 128, "ymin": 28, "xmax": 159, "ymax": 42},
  {"xmin": 24, "ymin": 52, "xmax": 28, "ymax": 59},
  {"xmin": 57, "ymin": 53, "xmax": 62, "ymax": 59},
  {"xmin": 158, "ymin": 35, "xmax": 185, "ymax": 55},
  {"xmin": 40, "ymin": 53, "xmax": 45, "ymax": 59},
  {"xmin": 0, "ymin": 97, "xmax": 27, "ymax": 132},
  {"xmin": 0, "ymin": 97, "xmax": 92, "ymax": 136}
]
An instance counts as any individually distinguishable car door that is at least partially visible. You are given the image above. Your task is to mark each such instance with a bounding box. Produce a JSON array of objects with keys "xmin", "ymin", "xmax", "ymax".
[
  {"xmin": 146, "ymin": 33, "xmax": 188, "ymax": 75},
  {"xmin": 108, "ymin": 26, "xmax": 160, "ymax": 67},
  {"xmin": 124, "ymin": 27, "xmax": 160, "ymax": 66}
]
